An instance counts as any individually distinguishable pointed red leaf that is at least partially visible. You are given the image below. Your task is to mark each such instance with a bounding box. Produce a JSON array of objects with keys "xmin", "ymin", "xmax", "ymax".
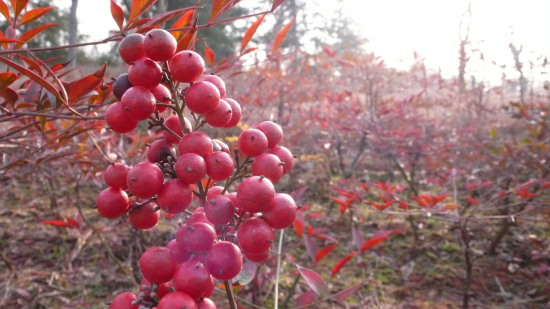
[
  {"xmin": 322, "ymin": 46, "xmax": 335, "ymax": 57},
  {"xmin": 110, "ymin": 0, "xmax": 125, "ymax": 30},
  {"xmin": 272, "ymin": 19, "xmax": 294, "ymax": 53},
  {"xmin": 293, "ymin": 210, "xmax": 304, "ymax": 238},
  {"xmin": 145, "ymin": 6, "xmax": 197, "ymax": 28},
  {"xmin": 19, "ymin": 6, "xmax": 53, "ymax": 26},
  {"xmin": 0, "ymin": 87, "xmax": 18, "ymax": 106},
  {"xmin": 303, "ymin": 235, "xmax": 318, "ymax": 262},
  {"xmin": 0, "ymin": 72, "xmax": 17, "ymax": 89},
  {"xmin": 329, "ymin": 196, "xmax": 346, "ymax": 207},
  {"xmin": 65, "ymin": 217, "xmax": 80, "ymax": 229},
  {"xmin": 295, "ymin": 291, "xmax": 317, "ymax": 306},
  {"xmin": 315, "ymin": 244, "xmax": 337, "ymax": 264},
  {"xmin": 0, "ymin": 37, "xmax": 22, "ymax": 44},
  {"xmin": 10, "ymin": 0, "xmax": 29, "ymax": 21},
  {"xmin": 170, "ymin": 9, "xmax": 194, "ymax": 40},
  {"xmin": 126, "ymin": 18, "xmax": 151, "ymax": 31},
  {"xmin": 204, "ymin": 45, "xmax": 215, "ymax": 66},
  {"xmin": 335, "ymin": 282, "xmax": 364, "ymax": 302},
  {"xmin": 290, "ymin": 185, "xmax": 308, "ymax": 201},
  {"xmin": 0, "ymin": 1, "xmax": 11, "ymax": 24},
  {"xmin": 240, "ymin": 14, "xmax": 265, "ymax": 53},
  {"xmin": 209, "ymin": 0, "xmax": 240, "ymax": 24},
  {"xmin": 41, "ymin": 220, "xmax": 71, "ymax": 228},
  {"xmin": 68, "ymin": 63, "xmax": 106, "ymax": 102},
  {"xmin": 297, "ymin": 265, "xmax": 327, "ymax": 296},
  {"xmin": 361, "ymin": 229, "xmax": 400, "ymax": 252},
  {"xmin": 331, "ymin": 250, "xmax": 357, "ymax": 277},
  {"xmin": 271, "ymin": 0, "xmax": 287, "ymax": 11},
  {"xmin": 127, "ymin": 0, "xmax": 157, "ymax": 25},
  {"xmin": 176, "ymin": 17, "xmax": 198, "ymax": 52},
  {"xmin": 15, "ymin": 23, "xmax": 59, "ymax": 48}
]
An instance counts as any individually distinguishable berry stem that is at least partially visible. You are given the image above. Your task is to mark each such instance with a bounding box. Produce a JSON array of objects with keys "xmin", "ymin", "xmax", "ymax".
[
  {"xmin": 223, "ymin": 280, "xmax": 238, "ymax": 309},
  {"xmin": 162, "ymin": 62, "xmax": 190, "ymax": 135}
]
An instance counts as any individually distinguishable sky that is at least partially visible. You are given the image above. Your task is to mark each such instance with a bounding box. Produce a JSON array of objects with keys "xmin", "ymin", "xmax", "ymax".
[{"xmin": 57, "ymin": 0, "xmax": 550, "ymax": 85}]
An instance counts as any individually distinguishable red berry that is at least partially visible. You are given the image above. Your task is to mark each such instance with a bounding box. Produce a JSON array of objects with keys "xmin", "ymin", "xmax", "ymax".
[
  {"xmin": 173, "ymin": 261, "xmax": 215, "ymax": 299},
  {"xmin": 118, "ymin": 33, "xmax": 145, "ymax": 64},
  {"xmin": 256, "ymin": 121, "xmax": 283, "ymax": 149},
  {"xmin": 143, "ymin": 29, "xmax": 177, "ymax": 62},
  {"xmin": 212, "ymin": 139, "xmax": 230, "ymax": 153},
  {"xmin": 236, "ymin": 176, "xmax": 275, "ymax": 213},
  {"xmin": 139, "ymin": 246, "xmax": 176, "ymax": 284},
  {"xmin": 128, "ymin": 58, "xmax": 162, "ymax": 89},
  {"xmin": 120, "ymin": 86, "xmax": 156, "ymax": 121},
  {"xmin": 269, "ymin": 146, "xmax": 294, "ymax": 175},
  {"xmin": 205, "ymin": 151, "xmax": 234, "ymax": 181},
  {"xmin": 157, "ymin": 179, "xmax": 193, "ymax": 214},
  {"xmin": 251, "ymin": 153, "xmax": 284, "ymax": 183},
  {"xmin": 140, "ymin": 278, "xmax": 172, "ymax": 300},
  {"xmin": 96, "ymin": 187, "xmax": 130, "ymax": 219},
  {"xmin": 237, "ymin": 217, "xmax": 274, "ymax": 254},
  {"xmin": 262, "ymin": 193, "xmax": 297, "ymax": 229},
  {"xmin": 162, "ymin": 115, "xmax": 192, "ymax": 144},
  {"xmin": 109, "ymin": 292, "xmax": 139, "ymax": 309},
  {"xmin": 178, "ymin": 131, "xmax": 213, "ymax": 158},
  {"xmin": 184, "ymin": 81, "xmax": 220, "ymax": 114},
  {"xmin": 126, "ymin": 162, "xmax": 164, "ymax": 199},
  {"xmin": 104, "ymin": 163, "xmax": 131, "ymax": 189},
  {"xmin": 185, "ymin": 211, "xmax": 212, "ymax": 227},
  {"xmin": 129, "ymin": 202, "xmax": 160, "ymax": 229},
  {"xmin": 238, "ymin": 129, "xmax": 268, "ymax": 157},
  {"xmin": 224, "ymin": 98, "xmax": 242, "ymax": 128},
  {"xmin": 147, "ymin": 138, "xmax": 175, "ymax": 163},
  {"xmin": 204, "ymin": 195, "xmax": 235, "ymax": 225},
  {"xmin": 205, "ymin": 99, "xmax": 232, "ymax": 128},
  {"xmin": 201, "ymin": 75, "xmax": 226, "ymax": 98},
  {"xmin": 106, "ymin": 102, "xmax": 139, "ymax": 134},
  {"xmin": 157, "ymin": 291, "xmax": 198, "ymax": 309},
  {"xmin": 169, "ymin": 50, "xmax": 205, "ymax": 83},
  {"xmin": 181, "ymin": 222, "xmax": 216, "ymax": 252},
  {"xmin": 244, "ymin": 250, "xmax": 270, "ymax": 263},
  {"xmin": 150, "ymin": 84, "xmax": 172, "ymax": 112},
  {"xmin": 206, "ymin": 241, "xmax": 243, "ymax": 280},
  {"xmin": 174, "ymin": 153, "xmax": 207, "ymax": 184},
  {"xmin": 167, "ymin": 239, "xmax": 190, "ymax": 264},
  {"xmin": 112, "ymin": 73, "xmax": 133, "ymax": 100},
  {"xmin": 197, "ymin": 298, "xmax": 217, "ymax": 309}
]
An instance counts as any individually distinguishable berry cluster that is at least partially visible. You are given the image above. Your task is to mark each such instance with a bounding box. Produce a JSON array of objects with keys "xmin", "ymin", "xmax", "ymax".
[{"xmin": 100, "ymin": 29, "xmax": 297, "ymax": 309}]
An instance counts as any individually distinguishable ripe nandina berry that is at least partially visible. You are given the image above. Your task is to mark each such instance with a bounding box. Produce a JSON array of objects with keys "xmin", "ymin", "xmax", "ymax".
[
  {"xmin": 169, "ymin": 50, "xmax": 205, "ymax": 83},
  {"xmin": 157, "ymin": 179, "xmax": 193, "ymax": 214},
  {"xmin": 109, "ymin": 291, "xmax": 139, "ymax": 309},
  {"xmin": 143, "ymin": 29, "xmax": 177, "ymax": 62},
  {"xmin": 244, "ymin": 250, "xmax": 270, "ymax": 263},
  {"xmin": 251, "ymin": 153, "xmax": 284, "ymax": 183},
  {"xmin": 238, "ymin": 129, "xmax": 268, "ymax": 157},
  {"xmin": 206, "ymin": 241, "xmax": 243, "ymax": 280},
  {"xmin": 112, "ymin": 73, "xmax": 133, "ymax": 100},
  {"xmin": 197, "ymin": 298, "xmax": 217, "ymax": 309},
  {"xmin": 128, "ymin": 58, "xmax": 162, "ymax": 89},
  {"xmin": 139, "ymin": 246, "xmax": 176, "ymax": 284},
  {"xmin": 205, "ymin": 151, "xmax": 234, "ymax": 181},
  {"xmin": 256, "ymin": 121, "xmax": 283, "ymax": 149},
  {"xmin": 204, "ymin": 195, "xmax": 235, "ymax": 225},
  {"xmin": 237, "ymin": 217, "xmax": 274, "ymax": 254},
  {"xmin": 162, "ymin": 115, "xmax": 192, "ymax": 144},
  {"xmin": 186, "ymin": 211, "xmax": 212, "ymax": 227},
  {"xmin": 118, "ymin": 33, "xmax": 145, "ymax": 64},
  {"xmin": 224, "ymin": 98, "xmax": 242, "ymax": 128},
  {"xmin": 128, "ymin": 202, "xmax": 160, "ymax": 229},
  {"xmin": 236, "ymin": 176, "xmax": 275, "ymax": 213},
  {"xmin": 181, "ymin": 222, "xmax": 216, "ymax": 252},
  {"xmin": 96, "ymin": 187, "xmax": 130, "ymax": 219},
  {"xmin": 262, "ymin": 193, "xmax": 298, "ymax": 229},
  {"xmin": 140, "ymin": 278, "xmax": 172, "ymax": 300},
  {"xmin": 184, "ymin": 81, "xmax": 220, "ymax": 114},
  {"xmin": 178, "ymin": 131, "xmax": 213, "ymax": 158},
  {"xmin": 201, "ymin": 75, "xmax": 226, "ymax": 98},
  {"xmin": 150, "ymin": 84, "xmax": 172, "ymax": 112},
  {"xmin": 270, "ymin": 146, "xmax": 294, "ymax": 175},
  {"xmin": 205, "ymin": 99, "xmax": 232, "ymax": 128},
  {"xmin": 173, "ymin": 261, "xmax": 215, "ymax": 299},
  {"xmin": 126, "ymin": 162, "xmax": 164, "ymax": 199},
  {"xmin": 174, "ymin": 153, "xmax": 207, "ymax": 184},
  {"xmin": 167, "ymin": 238, "xmax": 191, "ymax": 264},
  {"xmin": 106, "ymin": 102, "xmax": 138, "ymax": 133},
  {"xmin": 157, "ymin": 291, "xmax": 198, "ymax": 309},
  {"xmin": 104, "ymin": 163, "xmax": 131, "ymax": 189},
  {"xmin": 147, "ymin": 138, "xmax": 175, "ymax": 163},
  {"xmin": 120, "ymin": 86, "xmax": 156, "ymax": 121}
]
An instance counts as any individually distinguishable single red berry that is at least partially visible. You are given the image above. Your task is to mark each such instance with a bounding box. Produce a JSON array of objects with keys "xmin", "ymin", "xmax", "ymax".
[
  {"xmin": 104, "ymin": 163, "xmax": 131, "ymax": 189},
  {"xmin": 205, "ymin": 151, "xmax": 234, "ymax": 181},
  {"xmin": 174, "ymin": 153, "xmax": 207, "ymax": 184},
  {"xmin": 112, "ymin": 73, "xmax": 133, "ymax": 100},
  {"xmin": 251, "ymin": 153, "xmax": 284, "ymax": 183},
  {"xmin": 96, "ymin": 187, "xmax": 130, "ymax": 219},
  {"xmin": 167, "ymin": 238, "xmax": 191, "ymax": 264},
  {"xmin": 197, "ymin": 298, "xmax": 217, "ymax": 309},
  {"xmin": 237, "ymin": 217, "xmax": 274, "ymax": 254},
  {"xmin": 185, "ymin": 211, "xmax": 212, "ymax": 227},
  {"xmin": 150, "ymin": 84, "xmax": 172, "ymax": 112},
  {"xmin": 206, "ymin": 241, "xmax": 243, "ymax": 280},
  {"xmin": 169, "ymin": 50, "xmax": 205, "ymax": 83},
  {"xmin": 143, "ymin": 29, "xmax": 177, "ymax": 62},
  {"xmin": 262, "ymin": 193, "xmax": 298, "ymax": 229},
  {"xmin": 109, "ymin": 292, "xmax": 139, "ymax": 309},
  {"xmin": 224, "ymin": 98, "xmax": 242, "ymax": 128},
  {"xmin": 244, "ymin": 250, "xmax": 270, "ymax": 263},
  {"xmin": 147, "ymin": 138, "xmax": 175, "ymax": 163},
  {"xmin": 139, "ymin": 246, "xmax": 177, "ymax": 284},
  {"xmin": 128, "ymin": 58, "xmax": 162, "ymax": 89},
  {"xmin": 236, "ymin": 176, "xmax": 275, "ymax": 213},
  {"xmin": 205, "ymin": 99, "xmax": 232, "ymax": 128},
  {"xmin": 118, "ymin": 33, "xmax": 145, "ymax": 64},
  {"xmin": 184, "ymin": 81, "xmax": 220, "ymax": 114},
  {"xmin": 178, "ymin": 131, "xmax": 213, "ymax": 158},
  {"xmin": 256, "ymin": 121, "xmax": 283, "ymax": 149},
  {"xmin": 129, "ymin": 202, "xmax": 160, "ymax": 229},
  {"xmin": 238, "ymin": 129, "xmax": 268, "ymax": 157},
  {"xmin": 106, "ymin": 102, "xmax": 139, "ymax": 134},
  {"xmin": 126, "ymin": 162, "xmax": 164, "ymax": 199},
  {"xmin": 120, "ymin": 86, "xmax": 156, "ymax": 121},
  {"xmin": 200, "ymin": 75, "xmax": 226, "ymax": 98},
  {"xmin": 157, "ymin": 291, "xmax": 198, "ymax": 309},
  {"xmin": 157, "ymin": 179, "xmax": 193, "ymax": 214},
  {"xmin": 181, "ymin": 222, "xmax": 216, "ymax": 252},
  {"xmin": 269, "ymin": 146, "xmax": 294, "ymax": 175},
  {"xmin": 162, "ymin": 115, "xmax": 192, "ymax": 144},
  {"xmin": 173, "ymin": 261, "xmax": 215, "ymax": 299},
  {"xmin": 204, "ymin": 195, "xmax": 235, "ymax": 225}
]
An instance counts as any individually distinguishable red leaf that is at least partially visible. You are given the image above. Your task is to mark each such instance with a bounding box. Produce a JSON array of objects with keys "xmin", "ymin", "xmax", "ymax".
[
  {"xmin": 209, "ymin": 0, "xmax": 240, "ymax": 24},
  {"xmin": 315, "ymin": 244, "xmax": 337, "ymax": 263},
  {"xmin": 0, "ymin": 1, "xmax": 11, "ymax": 24},
  {"xmin": 15, "ymin": 23, "xmax": 59, "ymax": 48},
  {"xmin": 67, "ymin": 63, "xmax": 106, "ymax": 102},
  {"xmin": 297, "ymin": 265, "xmax": 327, "ymax": 296},
  {"xmin": 336, "ymin": 282, "xmax": 364, "ymax": 302},
  {"xmin": 10, "ymin": 0, "xmax": 29, "ymax": 21},
  {"xmin": 41, "ymin": 220, "xmax": 71, "ymax": 228},
  {"xmin": 170, "ymin": 9, "xmax": 194, "ymax": 41},
  {"xmin": 0, "ymin": 87, "xmax": 18, "ymax": 106},
  {"xmin": 331, "ymin": 250, "xmax": 357, "ymax": 277},
  {"xmin": 271, "ymin": 0, "xmax": 288, "ymax": 11},
  {"xmin": 322, "ymin": 46, "xmax": 335, "ymax": 57},
  {"xmin": 145, "ymin": 7, "xmax": 196, "ymax": 29},
  {"xmin": 0, "ymin": 36, "xmax": 22, "ymax": 44},
  {"xmin": 19, "ymin": 6, "xmax": 53, "ymax": 26},
  {"xmin": 329, "ymin": 196, "xmax": 346, "ymax": 207},
  {"xmin": 290, "ymin": 185, "xmax": 308, "ymax": 201},
  {"xmin": 127, "ymin": 0, "xmax": 157, "ymax": 25},
  {"xmin": 295, "ymin": 291, "xmax": 317, "ymax": 306},
  {"xmin": 465, "ymin": 196, "xmax": 479, "ymax": 205},
  {"xmin": 240, "ymin": 14, "xmax": 265, "ymax": 53},
  {"xmin": 110, "ymin": 0, "xmax": 125, "ymax": 30},
  {"xmin": 272, "ymin": 19, "xmax": 294, "ymax": 53},
  {"xmin": 0, "ymin": 72, "xmax": 17, "ymax": 89},
  {"xmin": 126, "ymin": 18, "xmax": 151, "ymax": 31},
  {"xmin": 293, "ymin": 211, "xmax": 304, "ymax": 238},
  {"xmin": 361, "ymin": 229, "xmax": 400, "ymax": 252},
  {"xmin": 303, "ymin": 234, "xmax": 318, "ymax": 262},
  {"xmin": 176, "ymin": 17, "xmax": 198, "ymax": 52},
  {"xmin": 204, "ymin": 45, "xmax": 215, "ymax": 66},
  {"xmin": 65, "ymin": 217, "xmax": 80, "ymax": 229}
]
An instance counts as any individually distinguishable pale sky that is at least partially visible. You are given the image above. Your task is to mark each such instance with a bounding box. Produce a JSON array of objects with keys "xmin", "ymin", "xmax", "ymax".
[{"xmin": 57, "ymin": 0, "xmax": 550, "ymax": 85}]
